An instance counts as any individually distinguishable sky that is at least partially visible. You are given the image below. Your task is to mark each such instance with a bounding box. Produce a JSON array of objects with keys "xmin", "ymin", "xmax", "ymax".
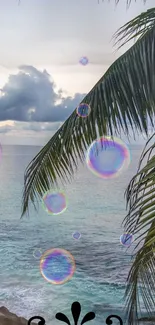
[{"xmin": 0, "ymin": 0, "xmax": 154, "ymax": 146}]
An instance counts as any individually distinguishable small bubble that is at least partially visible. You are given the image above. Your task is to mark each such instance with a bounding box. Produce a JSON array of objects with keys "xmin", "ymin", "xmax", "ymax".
[
  {"xmin": 72, "ymin": 232, "xmax": 81, "ymax": 240},
  {"xmin": 33, "ymin": 248, "xmax": 42, "ymax": 259},
  {"xmin": 76, "ymin": 103, "xmax": 91, "ymax": 118},
  {"xmin": 79, "ymin": 56, "xmax": 89, "ymax": 66},
  {"xmin": 120, "ymin": 233, "xmax": 133, "ymax": 247}
]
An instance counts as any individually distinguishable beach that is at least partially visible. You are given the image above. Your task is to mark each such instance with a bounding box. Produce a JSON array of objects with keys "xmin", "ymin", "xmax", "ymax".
[{"xmin": 0, "ymin": 144, "xmax": 154, "ymax": 325}]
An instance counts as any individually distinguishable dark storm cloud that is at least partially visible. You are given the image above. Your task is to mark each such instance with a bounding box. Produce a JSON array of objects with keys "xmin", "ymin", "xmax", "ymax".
[{"xmin": 0, "ymin": 65, "xmax": 85, "ymax": 122}]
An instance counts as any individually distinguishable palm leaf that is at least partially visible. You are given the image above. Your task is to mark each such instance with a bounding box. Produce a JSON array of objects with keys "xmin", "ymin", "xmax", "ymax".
[
  {"xmin": 22, "ymin": 8, "xmax": 155, "ymax": 217},
  {"xmin": 114, "ymin": 7, "xmax": 155, "ymax": 48},
  {"xmin": 123, "ymin": 134, "xmax": 155, "ymax": 324},
  {"xmin": 103, "ymin": 0, "xmax": 147, "ymax": 6},
  {"xmin": 114, "ymin": 0, "xmax": 146, "ymax": 4},
  {"xmin": 124, "ymin": 242, "xmax": 155, "ymax": 324}
]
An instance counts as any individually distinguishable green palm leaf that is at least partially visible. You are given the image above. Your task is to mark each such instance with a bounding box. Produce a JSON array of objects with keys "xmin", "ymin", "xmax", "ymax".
[
  {"xmin": 123, "ymin": 135, "xmax": 155, "ymax": 324},
  {"xmin": 114, "ymin": 7, "xmax": 155, "ymax": 48},
  {"xmin": 124, "ymin": 242, "xmax": 155, "ymax": 324},
  {"xmin": 22, "ymin": 8, "xmax": 155, "ymax": 217},
  {"xmin": 103, "ymin": 0, "xmax": 146, "ymax": 6}
]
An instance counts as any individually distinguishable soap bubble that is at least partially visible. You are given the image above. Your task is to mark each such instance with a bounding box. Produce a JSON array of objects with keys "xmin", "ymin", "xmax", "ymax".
[
  {"xmin": 42, "ymin": 190, "xmax": 67, "ymax": 215},
  {"xmin": 40, "ymin": 248, "xmax": 76, "ymax": 284},
  {"xmin": 120, "ymin": 233, "xmax": 133, "ymax": 247},
  {"xmin": 76, "ymin": 103, "xmax": 91, "ymax": 118},
  {"xmin": 33, "ymin": 248, "xmax": 42, "ymax": 259},
  {"xmin": 72, "ymin": 231, "xmax": 81, "ymax": 240},
  {"xmin": 79, "ymin": 56, "xmax": 89, "ymax": 66},
  {"xmin": 86, "ymin": 136, "xmax": 130, "ymax": 179}
]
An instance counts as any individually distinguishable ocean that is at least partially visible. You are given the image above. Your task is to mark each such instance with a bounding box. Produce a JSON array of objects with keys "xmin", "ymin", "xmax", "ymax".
[{"xmin": 0, "ymin": 144, "xmax": 152, "ymax": 324}]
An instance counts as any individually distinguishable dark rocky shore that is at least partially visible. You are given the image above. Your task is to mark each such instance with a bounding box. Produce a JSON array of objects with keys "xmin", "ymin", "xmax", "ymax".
[{"xmin": 0, "ymin": 306, "xmax": 36, "ymax": 325}]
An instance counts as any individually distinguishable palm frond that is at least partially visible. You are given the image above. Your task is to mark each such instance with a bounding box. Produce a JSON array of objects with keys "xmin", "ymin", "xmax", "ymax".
[
  {"xmin": 124, "ymin": 134, "xmax": 155, "ymax": 236},
  {"xmin": 114, "ymin": 0, "xmax": 146, "ymax": 4},
  {"xmin": 103, "ymin": 0, "xmax": 147, "ymax": 6},
  {"xmin": 114, "ymin": 7, "xmax": 155, "ymax": 48},
  {"xmin": 124, "ymin": 238, "xmax": 155, "ymax": 324},
  {"xmin": 22, "ymin": 9, "xmax": 155, "ymax": 217},
  {"xmin": 123, "ymin": 134, "xmax": 155, "ymax": 323}
]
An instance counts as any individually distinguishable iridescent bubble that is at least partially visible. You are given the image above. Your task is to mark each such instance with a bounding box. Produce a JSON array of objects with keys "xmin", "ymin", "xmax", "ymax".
[
  {"xmin": 79, "ymin": 56, "xmax": 89, "ymax": 66},
  {"xmin": 33, "ymin": 248, "xmax": 42, "ymax": 259},
  {"xmin": 40, "ymin": 248, "xmax": 76, "ymax": 284},
  {"xmin": 86, "ymin": 136, "xmax": 131, "ymax": 179},
  {"xmin": 76, "ymin": 103, "xmax": 91, "ymax": 118},
  {"xmin": 120, "ymin": 233, "xmax": 133, "ymax": 247},
  {"xmin": 42, "ymin": 190, "xmax": 67, "ymax": 215},
  {"xmin": 72, "ymin": 231, "xmax": 81, "ymax": 240}
]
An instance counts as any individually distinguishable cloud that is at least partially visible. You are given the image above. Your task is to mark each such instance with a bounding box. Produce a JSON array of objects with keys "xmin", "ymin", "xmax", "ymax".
[
  {"xmin": 0, "ymin": 120, "xmax": 15, "ymax": 133},
  {"xmin": 15, "ymin": 121, "xmax": 62, "ymax": 132},
  {"xmin": 0, "ymin": 65, "xmax": 85, "ymax": 123},
  {"xmin": 0, "ymin": 121, "xmax": 65, "ymax": 147},
  {"xmin": 0, "ymin": 120, "xmax": 63, "ymax": 138},
  {"xmin": 0, "ymin": 124, "xmax": 14, "ymax": 133}
]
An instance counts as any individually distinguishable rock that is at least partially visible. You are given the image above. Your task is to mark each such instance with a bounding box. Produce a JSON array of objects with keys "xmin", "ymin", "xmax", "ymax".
[{"xmin": 0, "ymin": 306, "xmax": 36, "ymax": 325}]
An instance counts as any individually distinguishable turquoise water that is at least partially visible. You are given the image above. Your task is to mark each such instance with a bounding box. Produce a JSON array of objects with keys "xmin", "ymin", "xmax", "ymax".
[{"xmin": 0, "ymin": 144, "xmax": 149, "ymax": 324}]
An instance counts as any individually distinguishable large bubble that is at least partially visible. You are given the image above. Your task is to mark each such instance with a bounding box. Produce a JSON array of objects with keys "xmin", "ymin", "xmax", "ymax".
[
  {"xmin": 42, "ymin": 190, "xmax": 67, "ymax": 215},
  {"xmin": 86, "ymin": 136, "xmax": 130, "ymax": 179},
  {"xmin": 40, "ymin": 248, "xmax": 76, "ymax": 284}
]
